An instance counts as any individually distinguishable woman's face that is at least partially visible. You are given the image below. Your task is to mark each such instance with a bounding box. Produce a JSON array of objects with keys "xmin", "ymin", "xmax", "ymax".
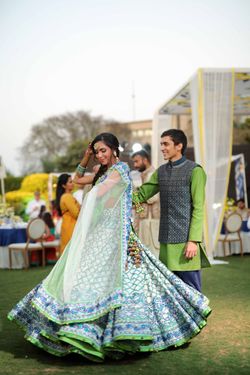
[
  {"xmin": 93, "ymin": 141, "xmax": 114, "ymax": 166},
  {"xmin": 63, "ymin": 177, "xmax": 74, "ymax": 192}
]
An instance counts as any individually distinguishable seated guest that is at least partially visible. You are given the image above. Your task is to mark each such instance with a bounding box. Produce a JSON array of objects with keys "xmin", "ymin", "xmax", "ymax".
[
  {"xmin": 236, "ymin": 199, "xmax": 250, "ymax": 232},
  {"xmin": 42, "ymin": 211, "xmax": 57, "ymax": 264},
  {"xmin": 50, "ymin": 200, "xmax": 60, "ymax": 222},
  {"xmin": 25, "ymin": 191, "xmax": 46, "ymax": 221},
  {"xmin": 38, "ymin": 205, "xmax": 46, "ymax": 219},
  {"xmin": 236, "ymin": 199, "xmax": 250, "ymax": 220},
  {"xmin": 31, "ymin": 210, "xmax": 57, "ymax": 266}
]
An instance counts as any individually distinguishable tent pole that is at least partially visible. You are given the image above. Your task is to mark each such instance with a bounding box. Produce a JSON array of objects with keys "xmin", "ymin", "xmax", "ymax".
[{"xmin": 0, "ymin": 177, "xmax": 6, "ymax": 204}]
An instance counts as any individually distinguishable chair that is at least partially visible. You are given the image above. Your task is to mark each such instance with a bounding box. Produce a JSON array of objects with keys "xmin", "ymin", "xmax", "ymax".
[
  {"xmin": 218, "ymin": 212, "xmax": 243, "ymax": 257},
  {"xmin": 42, "ymin": 239, "xmax": 60, "ymax": 259},
  {"xmin": 8, "ymin": 218, "xmax": 46, "ymax": 269}
]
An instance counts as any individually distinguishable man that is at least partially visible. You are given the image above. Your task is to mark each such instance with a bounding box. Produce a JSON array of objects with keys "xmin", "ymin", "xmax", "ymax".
[
  {"xmin": 133, "ymin": 129, "xmax": 210, "ymax": 292},
  {"xmin": 132, "ymin": 150, "xmax": 160, "ymax": 257},
  {"xmin": 236, "ymin": 199, "xmax": 250, "ymax": 221},
  {"xmin": 25, "ymin": 191, "xmax": 46, "ymax": 221}
]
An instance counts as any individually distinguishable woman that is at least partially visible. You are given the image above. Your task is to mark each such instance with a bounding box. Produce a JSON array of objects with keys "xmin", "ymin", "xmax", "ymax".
[
  {"xmin": 8, "ymin": 133, "xmax": 211, "ymax": 362},
  {"xmin": 42, "ymin": 211, "xmax": 57, "ymax": 264},
  {"xmin": 33, "ymin": 208, "xmax": 57, "ymax": 265},
  {"xmin": 56, "ymin": 174, "xmax": 80, "ymax": 254}
]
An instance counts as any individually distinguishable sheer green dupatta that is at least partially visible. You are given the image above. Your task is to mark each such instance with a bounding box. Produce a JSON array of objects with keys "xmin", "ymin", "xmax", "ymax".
[{"xmin": 33, "ymin": 162, "xmax": 131, "ymax": 324}]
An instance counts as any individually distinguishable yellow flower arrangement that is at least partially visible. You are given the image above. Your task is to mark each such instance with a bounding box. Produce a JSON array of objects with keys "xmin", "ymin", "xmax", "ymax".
[{"xmin": 224, "ymin": 197, "xmax": 237, "ymax": 215}]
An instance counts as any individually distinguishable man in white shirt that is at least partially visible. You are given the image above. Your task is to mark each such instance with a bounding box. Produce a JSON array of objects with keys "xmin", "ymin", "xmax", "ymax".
[
  {"xmin": 236, "ymin": 198, "xmax": 250, "ymax": 221},
  {"xmin": 132, "ymin": 150, "xmax": 160, "ymax": 257},
  {"xmin": 25, "ymin": 191, "xmax": 46, "ymax": 221}
]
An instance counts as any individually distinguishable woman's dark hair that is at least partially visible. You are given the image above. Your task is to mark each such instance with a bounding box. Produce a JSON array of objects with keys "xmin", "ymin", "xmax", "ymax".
[
  {"xmin": 42, "ymin": 211, "xmax": 55, "ymax": 229},
  {"xmin": 55, "ymin": 173, "xmax": 71, "ymax": 216},
  {"xmin": 38, "ymin": 205, "xmax": 46, "ymax": 218},
  {"xmin": 161, "ymin": 129, "xmax": 187, "ymax": 155},
  {"xmin": 90, "ymin": 133, "xmax": 120, "ymax": 186}
]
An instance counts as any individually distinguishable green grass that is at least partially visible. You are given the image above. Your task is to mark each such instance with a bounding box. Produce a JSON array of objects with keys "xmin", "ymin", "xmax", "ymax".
[{"xmin": 0, "ymin": 256, "xmax": 250, "ymax": 375}]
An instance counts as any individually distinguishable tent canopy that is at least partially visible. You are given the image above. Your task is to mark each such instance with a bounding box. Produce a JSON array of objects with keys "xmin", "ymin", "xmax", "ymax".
[{"xmin": 158, "ymin": 68, "xmax": 250, "ymax": 116}]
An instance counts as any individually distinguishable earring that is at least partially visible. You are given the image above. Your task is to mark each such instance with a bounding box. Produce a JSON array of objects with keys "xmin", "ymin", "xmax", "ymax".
[{"xmin": 113, "ymin": 150, "xmax": 119, "ymax": 161}]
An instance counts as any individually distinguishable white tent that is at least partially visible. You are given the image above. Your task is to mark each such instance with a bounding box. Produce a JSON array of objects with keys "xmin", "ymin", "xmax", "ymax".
[{"xmin": 152, "ymin": 68, "xmax": 250, "ymax": 259}]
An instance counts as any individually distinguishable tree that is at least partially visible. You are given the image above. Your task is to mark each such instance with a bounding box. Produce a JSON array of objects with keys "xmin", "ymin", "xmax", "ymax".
[
  {"xmin": 233, "ymin": 117, "xmax": 250, "ymax": 144},
  {"xmin": 19, "ymin": 110, "xmax": 118, "ymax": 173},
  {"xmin": 55, "ymin": 139, "xmax": 90, "ymax": 172}
]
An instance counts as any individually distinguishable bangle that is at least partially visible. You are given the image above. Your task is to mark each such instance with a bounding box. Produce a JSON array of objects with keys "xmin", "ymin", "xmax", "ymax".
[
  {"xmin": 76, "ymin": 164, "xmax": 87, "ymax": 176},
  {"xmin": 132, "ymin": 191, "xmax": 144, "ymax": 214}
]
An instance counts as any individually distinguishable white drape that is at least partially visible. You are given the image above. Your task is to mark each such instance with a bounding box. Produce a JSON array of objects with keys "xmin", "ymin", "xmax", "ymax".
[
  {"xmin": 190, "ymin": 69, "xmax": 235, "ymax": 257},
  {"xmin": 152, "ymin": 112, "xmax": 172, "ymax": 168}
]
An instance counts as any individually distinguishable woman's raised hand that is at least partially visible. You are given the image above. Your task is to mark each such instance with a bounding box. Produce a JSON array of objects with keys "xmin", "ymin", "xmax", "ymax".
[
  {"xmin": 76, "ymin": 143, "xmax": 93, "ymax": 177},
  {"xmin": 84, "ymin": 143, "xmax": 93, "ymax": 159},
  {"xmin": 80, "ymin": 143, "xmax": 93, "ymax": 166}
]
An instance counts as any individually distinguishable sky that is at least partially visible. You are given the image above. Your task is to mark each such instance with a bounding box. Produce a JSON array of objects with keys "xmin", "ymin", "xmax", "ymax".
[{"xmin": 1, "ymin": 0, "xmax": 250, "ymax": 175}]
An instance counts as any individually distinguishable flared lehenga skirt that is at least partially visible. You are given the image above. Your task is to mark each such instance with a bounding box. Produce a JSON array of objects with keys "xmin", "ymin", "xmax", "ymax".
[{"xmin": 8, "ymin": 239, "xmax": 211, "ymax": 362}]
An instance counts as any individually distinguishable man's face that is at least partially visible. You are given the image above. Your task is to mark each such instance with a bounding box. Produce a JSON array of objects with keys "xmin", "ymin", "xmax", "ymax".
[
  {"xmin": 132, "ymin": 155, "xmax": 147, "ymax": 172},
  {"xmin": 34, "ymin": 193, "xmax": 40, "ymax": 201},
  {"xmin": 160, "ymin": 136, "xmax": 182, "ymax": 161},
  {"xmin": 237, "ymin": 201, "xmax": 245, "ymax": 210}
]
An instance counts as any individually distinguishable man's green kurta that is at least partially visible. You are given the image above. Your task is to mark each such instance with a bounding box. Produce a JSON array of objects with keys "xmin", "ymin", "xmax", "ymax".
[{"xmin": 134, "ymin": 164, "xmax": 210, "ymax": 271}]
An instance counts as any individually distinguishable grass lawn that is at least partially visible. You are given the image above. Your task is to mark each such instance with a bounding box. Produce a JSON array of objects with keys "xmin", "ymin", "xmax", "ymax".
[{"xmin": 0, "ymin": 256, "xmax": 250, "ymax": 375}]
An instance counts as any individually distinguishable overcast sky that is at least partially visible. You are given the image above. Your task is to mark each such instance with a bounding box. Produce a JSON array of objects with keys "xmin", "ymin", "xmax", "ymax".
[{"xmin": 1, "ymin": 0, "xmax": 250, "ymax": 175}]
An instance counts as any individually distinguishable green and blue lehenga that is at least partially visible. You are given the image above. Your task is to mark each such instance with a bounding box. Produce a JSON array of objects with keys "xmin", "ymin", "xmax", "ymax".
[{"xmin": 8, "ymin": 162, "xmax": 211, "ymax": 362}]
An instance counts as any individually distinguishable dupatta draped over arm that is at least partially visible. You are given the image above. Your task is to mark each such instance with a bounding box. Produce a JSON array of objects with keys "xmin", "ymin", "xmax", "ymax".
[{"xmin": 35, "ymin": 162, "xmax": 132, "ymax": 323}]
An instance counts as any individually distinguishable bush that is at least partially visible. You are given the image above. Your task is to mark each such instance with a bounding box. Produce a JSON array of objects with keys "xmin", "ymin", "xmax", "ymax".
[
  {"xmin": 4, "ymin": 176, "xmax": 24, "ymax": 193},
  {"xmin": 21, "ymin": 174, "xmax": 49, "ymax": 195}
]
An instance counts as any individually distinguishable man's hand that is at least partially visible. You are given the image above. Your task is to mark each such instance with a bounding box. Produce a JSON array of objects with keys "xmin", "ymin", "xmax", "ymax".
[{"xmin": 184, "ymin": 241, "xmax": 198, "ymax": 259}]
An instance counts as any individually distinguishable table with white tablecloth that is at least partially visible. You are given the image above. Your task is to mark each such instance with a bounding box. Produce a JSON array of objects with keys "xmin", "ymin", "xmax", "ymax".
[{"xmin": 0, "ymin": 226, "xmax": 27, "ymax": 269}]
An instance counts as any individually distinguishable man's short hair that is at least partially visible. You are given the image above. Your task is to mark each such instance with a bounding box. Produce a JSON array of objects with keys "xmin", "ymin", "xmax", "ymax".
[
  {"xmin": 132, "ymin": 149, "xmax": 151, "ymax": 162},
  {"xmin": 161, "ymin": 129, "xmax": 187, "ymax": 154},
  {"xmin": 236, "ymin": 198, "xmax": 245, "ymax": 204}
]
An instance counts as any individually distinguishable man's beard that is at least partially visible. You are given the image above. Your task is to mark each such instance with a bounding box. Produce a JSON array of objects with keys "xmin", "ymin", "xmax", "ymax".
[{"xmin": 138, "ymin": 165, "xmax": 146, "ymax": 172}]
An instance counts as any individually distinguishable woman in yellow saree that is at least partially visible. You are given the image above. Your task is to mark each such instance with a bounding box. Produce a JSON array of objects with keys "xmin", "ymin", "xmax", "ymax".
[{"xmin": 56, "ymin": 174, "xmax": 80, "ymax": 254}]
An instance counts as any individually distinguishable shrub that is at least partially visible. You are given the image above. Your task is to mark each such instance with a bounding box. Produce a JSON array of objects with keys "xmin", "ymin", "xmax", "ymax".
[
  {"xmin": 4, "ymin": 176, "xmax": 24, "ymax": 192},
  {"xmin": 21, "ymin": 174, "xmax": 49, "ymax": 195}
]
